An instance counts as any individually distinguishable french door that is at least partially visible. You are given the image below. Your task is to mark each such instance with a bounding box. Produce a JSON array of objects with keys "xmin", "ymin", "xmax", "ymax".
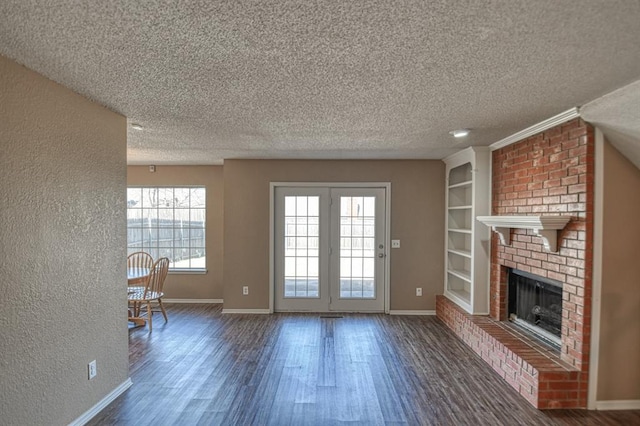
[{"xmin": 274, "ymin": 185, "xmax": 387, "ymax": 312}]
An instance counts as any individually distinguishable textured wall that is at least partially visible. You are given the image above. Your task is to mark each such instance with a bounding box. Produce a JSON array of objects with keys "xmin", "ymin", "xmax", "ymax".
[
  {"xmin": 223, "ymin": 159, "xmax": 444, "ymax": 311},
  {"xmin": 0, "ymin": 55, "xmax": 128, "ymax": 424},
  {"xmin": 127, "ymin": 165, "xmax": 224, "ymax": 300},
  {"xmin": 598, "ymin": 140, "xmax": 640, "ymax": 401}
]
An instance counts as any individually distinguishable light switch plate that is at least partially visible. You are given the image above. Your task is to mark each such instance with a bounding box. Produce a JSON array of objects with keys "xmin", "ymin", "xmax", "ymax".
[{"xmin": 391, "ymin": 240, "xmax": 400, "ymax": 248}]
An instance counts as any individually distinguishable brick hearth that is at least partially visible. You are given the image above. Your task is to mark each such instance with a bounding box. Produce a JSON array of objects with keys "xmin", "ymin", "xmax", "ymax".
[{"xmin": 437, "ymin": 295, "xmax": 583, "ymax": 409}]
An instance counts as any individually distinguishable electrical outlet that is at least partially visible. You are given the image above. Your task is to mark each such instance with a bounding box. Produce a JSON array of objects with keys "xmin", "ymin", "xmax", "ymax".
[
  {"xmin": 88, "ymin": 360, "xmax": 97, "ymax": 380},
  {"xmin": 416, "ymin": 287, "xmax": 422, "ymax": 297},
  {"xmin": 391, "ymin": 239, "xmax": 401, "ymax": 248},
  {"xmin": 242, "ymin": 286, "xmax": 249, "ymax": 295}
]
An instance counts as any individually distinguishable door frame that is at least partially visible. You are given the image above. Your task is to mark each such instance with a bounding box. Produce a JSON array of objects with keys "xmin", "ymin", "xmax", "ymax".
[{"xmin": 269, "ymin": 182, "xmax": 391, "ymax": 314}]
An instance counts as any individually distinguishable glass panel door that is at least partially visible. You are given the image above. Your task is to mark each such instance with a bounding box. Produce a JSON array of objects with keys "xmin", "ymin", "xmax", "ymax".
[
  {"xmin": 329, "ymin": 188, "xmax": 385, "ymax": 312},
  {"xmin": 338, "ymin": 195, "xmax": 376, "ymax": 298},
  {"xmin": 275, "ymin": 187, "xmax": 329, "ymax": 311},
  {"xmin": 283, "ymin": 195, "xmax": 320, "ymax": 298},
  {"xmin": 274, "ymin": 186, "xmax": 386, "ymax": 312}
]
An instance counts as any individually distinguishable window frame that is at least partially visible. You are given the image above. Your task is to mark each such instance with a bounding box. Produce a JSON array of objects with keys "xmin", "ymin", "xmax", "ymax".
[{"xmin": 127, "ymin": 186, "xmax": 206, "ymax": 273}]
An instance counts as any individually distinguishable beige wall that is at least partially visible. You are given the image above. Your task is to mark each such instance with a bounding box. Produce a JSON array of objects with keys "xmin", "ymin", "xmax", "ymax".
[
  {"xmin": 0, "ymin": 55, "xmax": 128, "ymax": 424},
  {"xmin": 597, "ymin": 140, "xmax": 640, "ymax": 401},
  {"xmin": 223, "ymin": 159, "xmax": 445, "ymax": 311},
  {"xmin": 127, "ymin": 166, "xmax": 224, "ymax": 300}
]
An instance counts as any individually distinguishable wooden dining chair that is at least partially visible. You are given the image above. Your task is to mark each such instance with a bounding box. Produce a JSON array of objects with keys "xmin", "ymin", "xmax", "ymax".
[
  {"xmin": 128, "ymin": 257, "xmax": 170, "ymax": 332},
  {"xmin": 127, "ymin": 251, "xmax": 154, "ymax": 273},
  {"xmin": 127, "ymin": 251, "xmax": 154, "ymax": 317}
]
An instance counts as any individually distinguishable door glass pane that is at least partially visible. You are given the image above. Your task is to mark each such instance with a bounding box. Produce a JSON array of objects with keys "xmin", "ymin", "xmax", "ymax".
[
  {"xmin": 284, "ymin": 196, "xmax": 320, "ymax": 298},
  {"xmin": 340, "ymin": 196, "xmax": 376, "ymax": 299}
]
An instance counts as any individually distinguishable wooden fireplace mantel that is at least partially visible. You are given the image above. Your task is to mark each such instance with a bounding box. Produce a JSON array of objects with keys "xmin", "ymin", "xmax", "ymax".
[{"xmin": 476, "ymin": 215, "xmax": 572, "ymax": 252}]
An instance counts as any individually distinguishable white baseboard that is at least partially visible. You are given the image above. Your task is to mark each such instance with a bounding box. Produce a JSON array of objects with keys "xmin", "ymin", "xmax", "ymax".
[
  {"xmin": 162, "ymin": 298, "xmax": 223, "ymax": 304},
  {"xmin": 222, "ymin": 308, "xmax": 271, "ymax": 314},
  {"xmin": 596, "ymin": 400, "xmax": 640, "ymax": 410},
  {"xmin": 389, "ymin": 310, "xmax": 436, "ymax": 316},
  {"xmin": 69, "ymin": 378, "xmax": 132, "ymax": 426}
]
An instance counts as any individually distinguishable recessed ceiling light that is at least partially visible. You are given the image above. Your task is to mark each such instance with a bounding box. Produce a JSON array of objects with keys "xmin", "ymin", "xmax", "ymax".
[
  {"xmin": 131, "ymin": 123, "xmax": 143, "ymax": 130},
  {"xmin": 449, "ymin": 129, "xmax": 470, "ymax": 138}
]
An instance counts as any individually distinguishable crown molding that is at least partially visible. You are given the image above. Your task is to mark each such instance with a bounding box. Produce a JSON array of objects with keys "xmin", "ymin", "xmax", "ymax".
[{"xmin": 490, "ymin": 107, "xmax": 581, "ymax": 151}]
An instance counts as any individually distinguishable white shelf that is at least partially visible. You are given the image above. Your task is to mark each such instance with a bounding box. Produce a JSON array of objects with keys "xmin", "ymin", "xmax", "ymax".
[
  {"xmin": 443, "ymin": 147, "xmax": 490, "ymax": 315},
  {"xmin": 448, "ymin": 180, "xmax": 473, "ymax": 189},
  {"xmin": 447, "ymin": 288, "xmax": 471, "ymax": 304},
  {"xmin": 448, "ymin": 268, "xmax": 471, "ymax": 282},
  {"xmin": 448, "ymin": 228, "xmax": 472, "ymax": 234},
  {"xmin": 476, "ymin": 215, "xmax": 572, "ymax": 252},
  {"xmin": 448, "ymin": 248, "xmax": 472, "ymax": 258}
]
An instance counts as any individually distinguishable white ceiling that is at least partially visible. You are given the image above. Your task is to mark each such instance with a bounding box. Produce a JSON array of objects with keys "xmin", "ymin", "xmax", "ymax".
[
  {"xmin": 581, "ymin": 80, "xmax": 640, "ymax": 169},
  {"xmin": 1, "ymin": 1, "xmax": 639, "ymax": 165}
]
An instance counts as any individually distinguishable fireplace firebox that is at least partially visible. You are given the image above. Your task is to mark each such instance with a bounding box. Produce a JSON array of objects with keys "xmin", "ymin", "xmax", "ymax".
[{"xmin": 508, "ymin": 268, "xmax": 563, "ymax": 350}]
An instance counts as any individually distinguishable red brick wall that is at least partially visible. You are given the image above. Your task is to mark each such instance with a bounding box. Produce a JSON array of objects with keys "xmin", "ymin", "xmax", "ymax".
[{"xmin": 490, "ymin": 118, "xmax": 594, "ymax": 376}]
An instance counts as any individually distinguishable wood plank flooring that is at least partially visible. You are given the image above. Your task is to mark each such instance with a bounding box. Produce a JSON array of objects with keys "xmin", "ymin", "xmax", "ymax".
[{"xmin": 89, "ymin": 304, "xmax": 640, "ymax": 425}]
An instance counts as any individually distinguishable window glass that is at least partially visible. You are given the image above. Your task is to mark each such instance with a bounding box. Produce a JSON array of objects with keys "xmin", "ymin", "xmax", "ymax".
[{"xmin": 127, "ymin": 187, "xmax": 206, "ymax": 270}]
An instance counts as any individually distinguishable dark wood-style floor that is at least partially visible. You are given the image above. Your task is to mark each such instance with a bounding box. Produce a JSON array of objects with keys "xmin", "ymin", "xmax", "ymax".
[{"xmin": 89, "ymin": 304, "xmax": 640, "ymax": 425}]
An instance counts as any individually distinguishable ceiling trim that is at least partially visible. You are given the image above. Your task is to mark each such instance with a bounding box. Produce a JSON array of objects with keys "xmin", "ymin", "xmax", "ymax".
[{"xmin": 490, "ymin": 107, "xmax": 581, "ymax": 151}]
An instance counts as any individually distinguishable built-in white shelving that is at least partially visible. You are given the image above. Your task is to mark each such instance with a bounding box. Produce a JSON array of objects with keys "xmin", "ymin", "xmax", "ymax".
[{"xmin": 444, "ymin": 147, "xmax": 491, "ymax": 314}]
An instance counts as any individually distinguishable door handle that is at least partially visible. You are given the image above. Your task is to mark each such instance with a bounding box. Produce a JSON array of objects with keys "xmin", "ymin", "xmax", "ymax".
[{"xmin": 378, "ymin": 253, "xmax": 385, "ymax": 258}]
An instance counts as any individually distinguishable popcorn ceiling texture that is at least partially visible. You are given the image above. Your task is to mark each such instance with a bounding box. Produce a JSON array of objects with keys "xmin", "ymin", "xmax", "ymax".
[
  {"xmin": 581, "ymin": 80, "xmax": 640, "ymax": 169},
  {"xmin": 0, "ymin": 0, "xmax": 639, "ymax": 164},
  {"xmin": 0, "ymin": 55, "xmax": 128, "ymax": 425}
]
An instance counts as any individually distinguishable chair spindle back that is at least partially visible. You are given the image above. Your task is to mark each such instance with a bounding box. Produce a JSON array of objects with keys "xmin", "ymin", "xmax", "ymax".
[{"xmin": 144, "ymin": 257, "xmax": 170, "ymax": 298}]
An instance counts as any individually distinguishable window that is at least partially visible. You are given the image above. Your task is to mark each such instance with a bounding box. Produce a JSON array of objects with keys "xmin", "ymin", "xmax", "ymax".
[{"xmin": 127, "ymin": 187, "xmax": 206, "ymax": 271}]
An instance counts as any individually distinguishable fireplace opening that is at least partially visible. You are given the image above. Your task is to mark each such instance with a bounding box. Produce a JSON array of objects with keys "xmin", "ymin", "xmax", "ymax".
[{"xmin": 508, "ymin": 268, "xmax": 562, "ymax": 350}]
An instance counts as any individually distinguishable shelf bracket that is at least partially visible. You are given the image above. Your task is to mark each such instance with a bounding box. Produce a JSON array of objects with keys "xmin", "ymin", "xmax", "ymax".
[
  {"xmin": 534, "ymin": 229, "xmax": 558, "ymax": 253},
  {"xmin": 492, "ymin": 227, "xmax": 511, "ymax": 246}
]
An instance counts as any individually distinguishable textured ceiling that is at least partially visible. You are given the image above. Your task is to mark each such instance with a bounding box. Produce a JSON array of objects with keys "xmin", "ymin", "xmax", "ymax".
[
  {"xmin": 582, "ymin": 80, "xmax": 640, "ymax": 169},
  {"xmin": 1, "ymin": 0, "xmax": 639, "ymax": 165}
]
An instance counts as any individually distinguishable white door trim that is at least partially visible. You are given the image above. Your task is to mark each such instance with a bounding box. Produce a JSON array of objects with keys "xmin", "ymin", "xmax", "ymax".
[{"xmin": 269, "ymin": 182, "xmax": 391, "ymax": 314}]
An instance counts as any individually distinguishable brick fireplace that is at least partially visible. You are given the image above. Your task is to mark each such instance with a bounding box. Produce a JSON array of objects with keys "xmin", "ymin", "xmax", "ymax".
[{"xmin": 437, "ymin": 118, "xmax": 594, "ymax": 409}]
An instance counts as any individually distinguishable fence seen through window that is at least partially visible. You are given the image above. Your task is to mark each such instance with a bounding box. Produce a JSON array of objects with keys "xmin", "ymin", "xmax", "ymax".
[{"xmin": 127, "ymin": 187, "xmax": 206, "ymax": 271}]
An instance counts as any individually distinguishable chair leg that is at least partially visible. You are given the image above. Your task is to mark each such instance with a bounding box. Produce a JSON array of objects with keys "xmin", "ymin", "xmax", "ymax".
[
  {"xmin": 147, "ymin": 302, "xmax": 153, "ymax": 332},
  {"xmin": 158, "ymin": 299, "xmax": 168, "ymax": 322},
  {"xmin": 133, "ymin": 301, "xmax": 141, "ymax": 316}
]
